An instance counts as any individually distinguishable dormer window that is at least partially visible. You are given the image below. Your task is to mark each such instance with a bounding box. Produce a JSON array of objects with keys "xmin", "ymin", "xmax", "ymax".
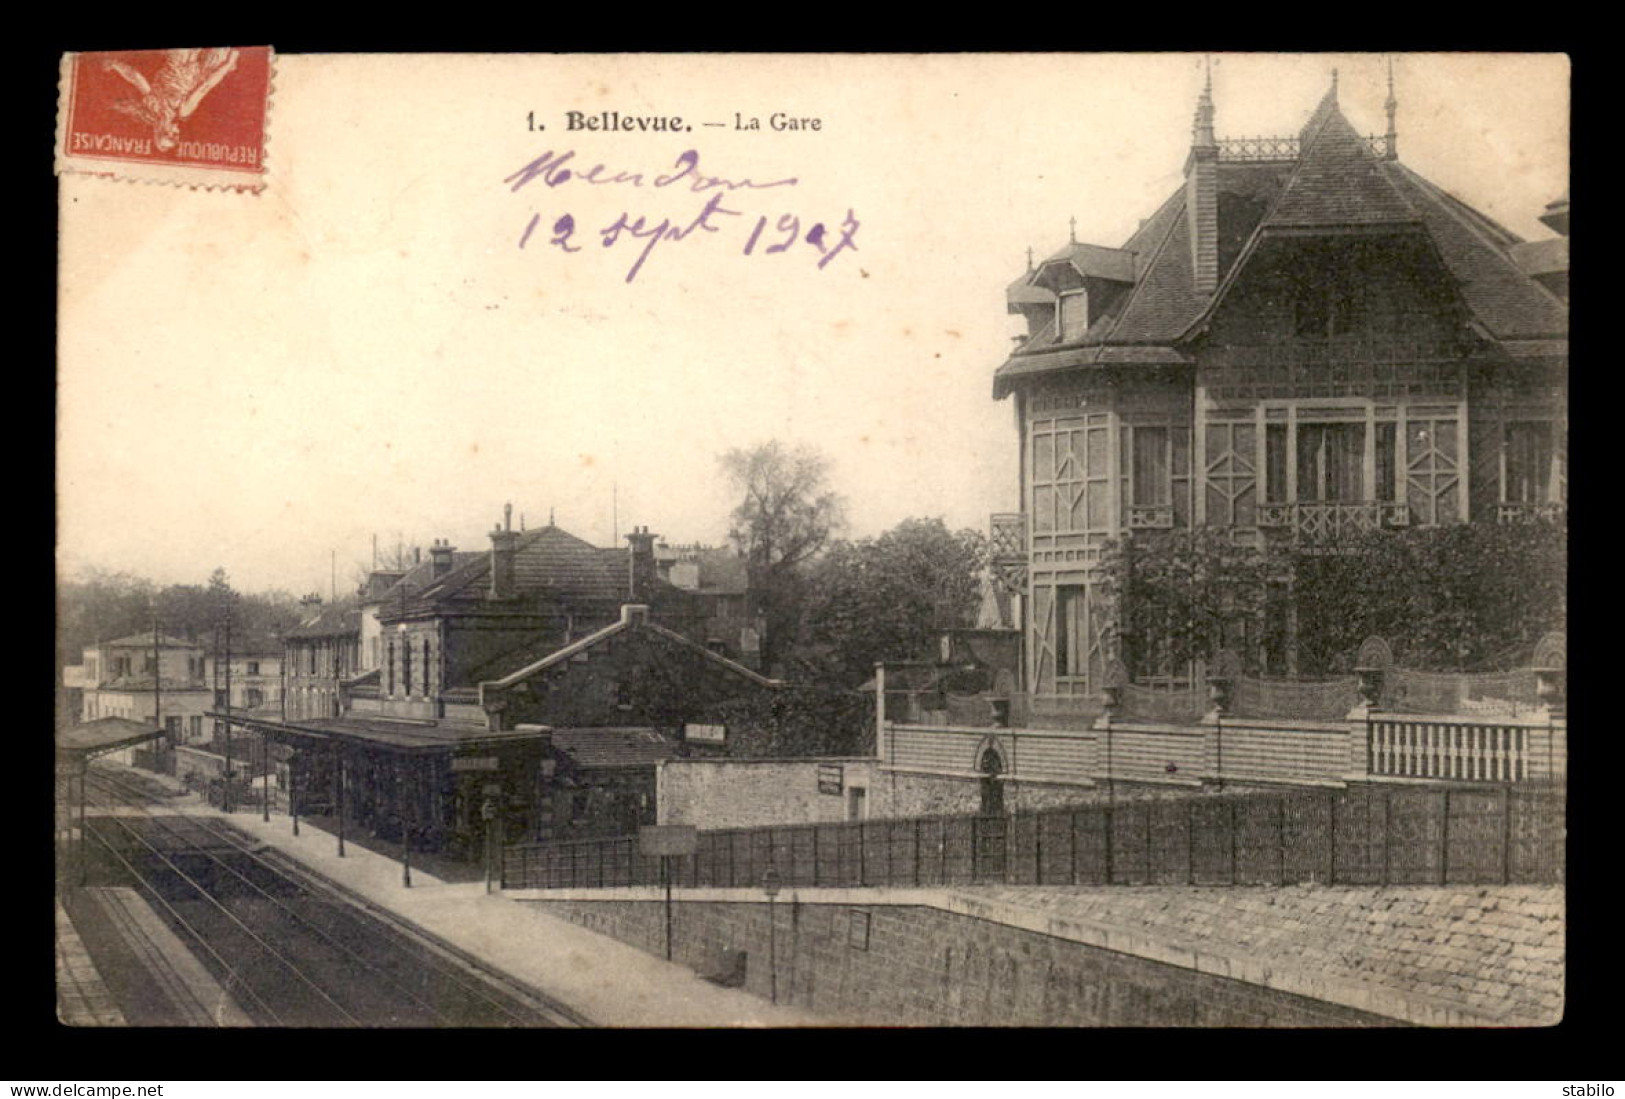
[{"xmin": 1058, "ymin": 289, "xmax": 1089, "ymax": 342}]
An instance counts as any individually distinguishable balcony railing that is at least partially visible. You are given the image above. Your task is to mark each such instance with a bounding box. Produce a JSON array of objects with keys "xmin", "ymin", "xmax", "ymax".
[
  {"xmin": 1216, "ymin": 133, "xmax": 1392, "ymax": 162},
  {"xmin": 1495, "ymin": 502, "xmax": 1566, "ymax": 525},
  {"xmin": 1127, "ymin": 504, "xmax": 1175, "ymax": 530},
  {"xmin": 1257, "ymin": 502, "xmax": 1410, "ymax": 544}
]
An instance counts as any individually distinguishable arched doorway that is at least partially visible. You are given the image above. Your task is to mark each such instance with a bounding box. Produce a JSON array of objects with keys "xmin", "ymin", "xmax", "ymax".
[{"xmin": 977, "ymin": 744, "xmax": 1005, "ymax": 816}]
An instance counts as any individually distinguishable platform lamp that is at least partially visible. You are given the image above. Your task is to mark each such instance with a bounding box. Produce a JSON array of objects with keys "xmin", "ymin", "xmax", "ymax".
[{"xmin": 762, "ymin": 865, "xmax": 782, "ymax": 1005}]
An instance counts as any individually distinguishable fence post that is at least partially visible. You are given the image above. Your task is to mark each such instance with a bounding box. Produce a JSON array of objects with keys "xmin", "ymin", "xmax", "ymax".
[
  {"xmin": 970, "ymin": 817, "xmax": 980, "ymax": 883},
  {"xmin": 1187, "ymin": 798, "xmax": 1196, "ymax": 885},
  {"xmin": 1278, "ymin": 795, "xmax": 1287, "ymax": 885},
  {"xmin": 1502, "ymin": 785, "xmax": 1513, "ymax": 885},
  {"xmin": 1230, "ymin": 798, "xmax": 1239, "ymax": 885},
  {"xmin": 1145, "ymin": 802, "xmax": 1155, "ymax": 885},
  {"xmin": 1104, "ymin": 805, "xmax": 1115, "ymax": 885},
  {"xmin": 1439, "ymin": 788, "xmax": 1451, "ymax": 886},
  {"xmin": 1381, "ymin": 790, "xmax": 1392, "ymax": 886},
  {"xmin": 914, "ymin": 818, "xmax": 923, "ymax": 887},
  {"xmin": 1034, "ymin": 812, "xmax": 1043, "ymax": 886},
  {"xmin": 1069, "ymin": 810, "xmax": 1079, "ymax": 886},
  {"xmin": 1328, "ymin": 790, "xmax": 1338, "ymax": 886}
]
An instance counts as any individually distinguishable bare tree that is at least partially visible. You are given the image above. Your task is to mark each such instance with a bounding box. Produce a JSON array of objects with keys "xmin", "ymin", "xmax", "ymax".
[{"xmin": 720, "ymin": 441, "xmax": 847, "ymax": 672}]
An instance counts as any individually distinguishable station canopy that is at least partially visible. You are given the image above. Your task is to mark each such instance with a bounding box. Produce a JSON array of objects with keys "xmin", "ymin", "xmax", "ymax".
[
  {"xmin": 213, "ymin": 712, "xmax": 549, "ymax": 756},
  {"xmin": 55, "ymin": 717, "xmax": 163, "ymax": 771}
]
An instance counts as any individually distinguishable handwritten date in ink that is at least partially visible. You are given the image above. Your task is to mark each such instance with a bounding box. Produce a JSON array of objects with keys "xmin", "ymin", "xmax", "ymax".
[
  {"xmin": 509, "ymin": 148, "xmax": 858, "ymax": 283},
  {"xmin": 521, "ymin": 201, "xmax": 859, "ymax": 283}
]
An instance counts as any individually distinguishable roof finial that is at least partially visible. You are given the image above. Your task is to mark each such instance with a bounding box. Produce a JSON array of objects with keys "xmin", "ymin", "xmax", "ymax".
[
  {"xmin": 550, "ymin": 506, "xmax": 556, "ymax": 526},
  {"xmin": 504, "ymin": 501, "xmax": 512, "ymax": 531},
  {"xmin": 1192, "ymin": 55, "xmax": 1217, "ymax": 148},
  {"xmin": 1068, "ymin": 216, "xmax": 1077, "ymax": 244},
  {"xmin": 1331, "ymin": 67, "xmax": 1339, "ymax": 98},
  {"xmin": 1026, "ymin": 245, "xmax": 1034, "ymax": 272},
  {"xmin": 1383, "ymin": 56, "xmax": 1399, "ymax": 161}
]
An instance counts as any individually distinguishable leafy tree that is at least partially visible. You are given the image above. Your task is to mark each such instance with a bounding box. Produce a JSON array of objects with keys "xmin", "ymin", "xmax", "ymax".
[
  {"xmin": 1100, "ymin": 527, "xmax": 1280, "ymax": 678},
  {"xmin": 698, "ymin": 685, "xmax": 874, "ymax": 757},
  {"xmin": 799, "ymin": 518, "xmax": 988, "ymax": 686},
  {"xmin": 1101, "ymin": 523, "xmax": 1566, "ymax": 679},
  {"xmin": 719, "ymin": 441, "xmax": 846, "ymax": 672},
  {"xmin": 1292, "ymin": 523, "xmax": 1565, "ymax": 672}
]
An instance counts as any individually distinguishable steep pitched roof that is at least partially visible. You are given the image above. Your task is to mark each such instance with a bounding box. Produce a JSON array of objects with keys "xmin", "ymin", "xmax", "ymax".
[
  {"xmin": 1264, "ymin": 102, "xmax": 1417, "ymax": 228},
  {"xmin": 395, "ymin": 525, "xmax": 630, "ymax": 616},
  {"xmin": 284, "ymin": 602, "xmax": 361, "ymax": 640},
  {"xmin": 993, "ymin": 85, "xmax": 1566, "ymax": 397},
  {"xmin": 481, "ymin": 605, "xmax": 779, "ymax": 692}
]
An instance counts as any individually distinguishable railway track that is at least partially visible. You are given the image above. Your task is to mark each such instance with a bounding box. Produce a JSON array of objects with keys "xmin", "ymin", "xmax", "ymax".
[{"xmin": 79, "ymin": 767, "xmax": 587, "ymax": 1028}]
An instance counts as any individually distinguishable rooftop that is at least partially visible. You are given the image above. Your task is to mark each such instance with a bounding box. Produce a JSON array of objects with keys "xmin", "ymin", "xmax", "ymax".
[
  {"xmin": 994, "ymin": 79, "xmax": 1567, "ymax": 397},
  {"xmin": 552, "ymin": 727, "xmax": 682, "ymax": 770}
]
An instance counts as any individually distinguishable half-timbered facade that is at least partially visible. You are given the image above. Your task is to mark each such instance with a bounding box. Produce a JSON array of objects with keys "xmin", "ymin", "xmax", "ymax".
[{"xmin": 991, "ymin": 70, "xmax": 1568, "ymax": 715}]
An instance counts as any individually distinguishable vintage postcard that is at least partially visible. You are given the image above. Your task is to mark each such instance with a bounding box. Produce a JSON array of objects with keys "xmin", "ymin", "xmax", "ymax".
[{"xmin": 55, "ymin": 52, "xmax": 1567, "ymax": 1029}]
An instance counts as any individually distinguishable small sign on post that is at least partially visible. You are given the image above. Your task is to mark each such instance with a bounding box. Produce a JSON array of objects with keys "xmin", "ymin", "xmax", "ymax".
[
  {"xmin": 817, "ymin": 763, "xmax": 844, "ymax": 796},
  {"xmin": 639, "ymin": 825, "xmax": 698, "ymax": 964}
]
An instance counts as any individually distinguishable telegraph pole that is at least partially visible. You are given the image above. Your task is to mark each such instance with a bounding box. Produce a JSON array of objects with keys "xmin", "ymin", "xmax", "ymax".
[
  {"xmin": 223, "ymin": 596, "xmax": 234, "ymax": 813},
  {"xmin": 152, "ymin": 612, "xmax": 163, "ymax": 758}
]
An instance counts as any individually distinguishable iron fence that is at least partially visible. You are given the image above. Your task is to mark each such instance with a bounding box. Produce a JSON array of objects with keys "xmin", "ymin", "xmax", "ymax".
[{"xmin": 504, "ymin": 784, "xmax": 1563, "ymax": 891}]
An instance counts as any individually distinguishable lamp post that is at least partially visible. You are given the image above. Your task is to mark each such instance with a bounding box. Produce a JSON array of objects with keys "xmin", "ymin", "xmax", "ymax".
[{"xmin": 762, "ymin": 865, "xmax": 782, "ymax": 1005}]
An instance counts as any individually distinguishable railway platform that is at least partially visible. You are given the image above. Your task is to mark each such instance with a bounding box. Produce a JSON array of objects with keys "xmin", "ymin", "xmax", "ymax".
[{"xmin": 86, "ymin": 759, "xmax": 821, "ymax": 1027}]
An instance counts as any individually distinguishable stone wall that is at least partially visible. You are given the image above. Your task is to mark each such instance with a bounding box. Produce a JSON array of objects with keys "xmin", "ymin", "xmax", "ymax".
[
  {"xmin": 659, "ymin": 759, "xmax": 879, "ymax": 830},
  {"xmin": 876, "ymin": 768, "xmax": 1280, "ymax": 819},
  {"xmin": 526, "ymin": 893, "xmax": 1395, "ymax": 1027}
]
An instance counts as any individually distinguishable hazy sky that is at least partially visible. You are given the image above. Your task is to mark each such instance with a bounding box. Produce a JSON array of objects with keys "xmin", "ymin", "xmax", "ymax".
[{"xmin": 57, "ymin": 52, "xmax": 1568, "ymax": 596}]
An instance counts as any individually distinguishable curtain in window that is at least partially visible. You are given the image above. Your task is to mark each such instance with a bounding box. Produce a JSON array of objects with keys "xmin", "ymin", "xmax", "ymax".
[
  {"xmin": 1296, "ymin": 423, "xmax": 1364, "ymax": 502},
  {"xmin": 1133, "ymin": 427, "xmax": 1170, "ymax": 506},
  {"xmin": 1505, "ymin": 422, "xmax": 1553, "ymax": 504}
]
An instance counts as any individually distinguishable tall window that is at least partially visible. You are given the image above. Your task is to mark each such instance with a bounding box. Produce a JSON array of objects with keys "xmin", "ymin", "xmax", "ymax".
[
  {"xmin": 1296, "ymin": 423, "xmax": 1364, "ymax": 502},
  {"xmin": 1505, "ymin": 422, "xmax": 1555, "ymax": 504},
  {"xmin": 402, "ymin": 635, "xmax": 413, "ymax": 696},
  {"xmin": 1375, "ymin": 422, "xmax": 1398, "ymax": 502},
  {"xmin": 1054, "ymin": 585, "xmax": 1085, "ymax": 679},
  {"xmin": 422, "ymin": 638, "xmax": 432, "ymax": 696},
  {"xmin": 387, "ymin": 640, "xmax": 395, "ymax": 694},
  {"xmin": 1265, "ymin": 424, "xmax": 1288, "ymax": 502},
  {"xmin": 1132, "ymin": 426, "xmax": 1170, "ymax": 506},
  {"xmin": 1058, "ymin": 290, "xmax": 1089, "ymax": 342},
  {"xmin": 189, "ymin": 716, "xmax": 202, "ymax": 741}
]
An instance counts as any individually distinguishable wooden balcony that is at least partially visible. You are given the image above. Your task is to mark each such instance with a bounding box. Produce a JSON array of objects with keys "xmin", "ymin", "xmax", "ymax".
[
  {"xmin": 1127, "ymin": 504, "xmax": 1175, "ymax": 530},
  {"xmin": 1257, "ymin": 502, "xmax": 1411, "ymax": 547},
  {"xmin": 990, "ymin": 512, "xmax": 1026, "ymax": 560}
]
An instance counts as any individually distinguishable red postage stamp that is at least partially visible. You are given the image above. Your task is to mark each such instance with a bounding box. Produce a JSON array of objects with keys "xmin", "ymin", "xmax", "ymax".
[{"xmin": 57, "ymin": 47, "xmax": 274, "ymax": 191}]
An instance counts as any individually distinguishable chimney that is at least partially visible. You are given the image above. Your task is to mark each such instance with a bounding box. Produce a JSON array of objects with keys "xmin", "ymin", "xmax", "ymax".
[
  {"xmin": 626, "ymin": 525, "xmax": 658, "ymax": 602},
  {"xmin": 489, "ymin": 513, "xmax": 519, "ymax": 599},
  {"xmin": 430, "ymin": 538, "xmax": 456, "ymax": 579},
  {"xmin": 1185, "ymin": 63, "xmax": 1220, "ymax": 297}
]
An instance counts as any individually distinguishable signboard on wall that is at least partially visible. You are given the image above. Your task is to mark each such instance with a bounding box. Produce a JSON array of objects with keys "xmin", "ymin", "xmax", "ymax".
[
  {"xmin": 684, "ymin": 723, "xmax": 726, "ymax": 745},
  {"xmin": 817, "ymin": 763, "xmax": 844, "ymax": 795},
  {"xmin": 451, "ymin": 756, "xmax": 500, "ymax": 773}
]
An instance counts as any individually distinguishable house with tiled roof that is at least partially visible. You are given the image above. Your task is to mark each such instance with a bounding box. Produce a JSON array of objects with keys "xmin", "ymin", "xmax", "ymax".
[
  {"xmin": 283, "ymin": 596, "xmax": 362, "ymax": 721},
  {"xmin": 77, "ymin": 632, "xmax": 212, "ymax": 746},
  {"xmin": 351, "ymin": 507, "xmax": 733, "ymax": 724},
  {"xmin": 989, "ymin": 66, "xmax": 1567, "ymax": 714}
]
